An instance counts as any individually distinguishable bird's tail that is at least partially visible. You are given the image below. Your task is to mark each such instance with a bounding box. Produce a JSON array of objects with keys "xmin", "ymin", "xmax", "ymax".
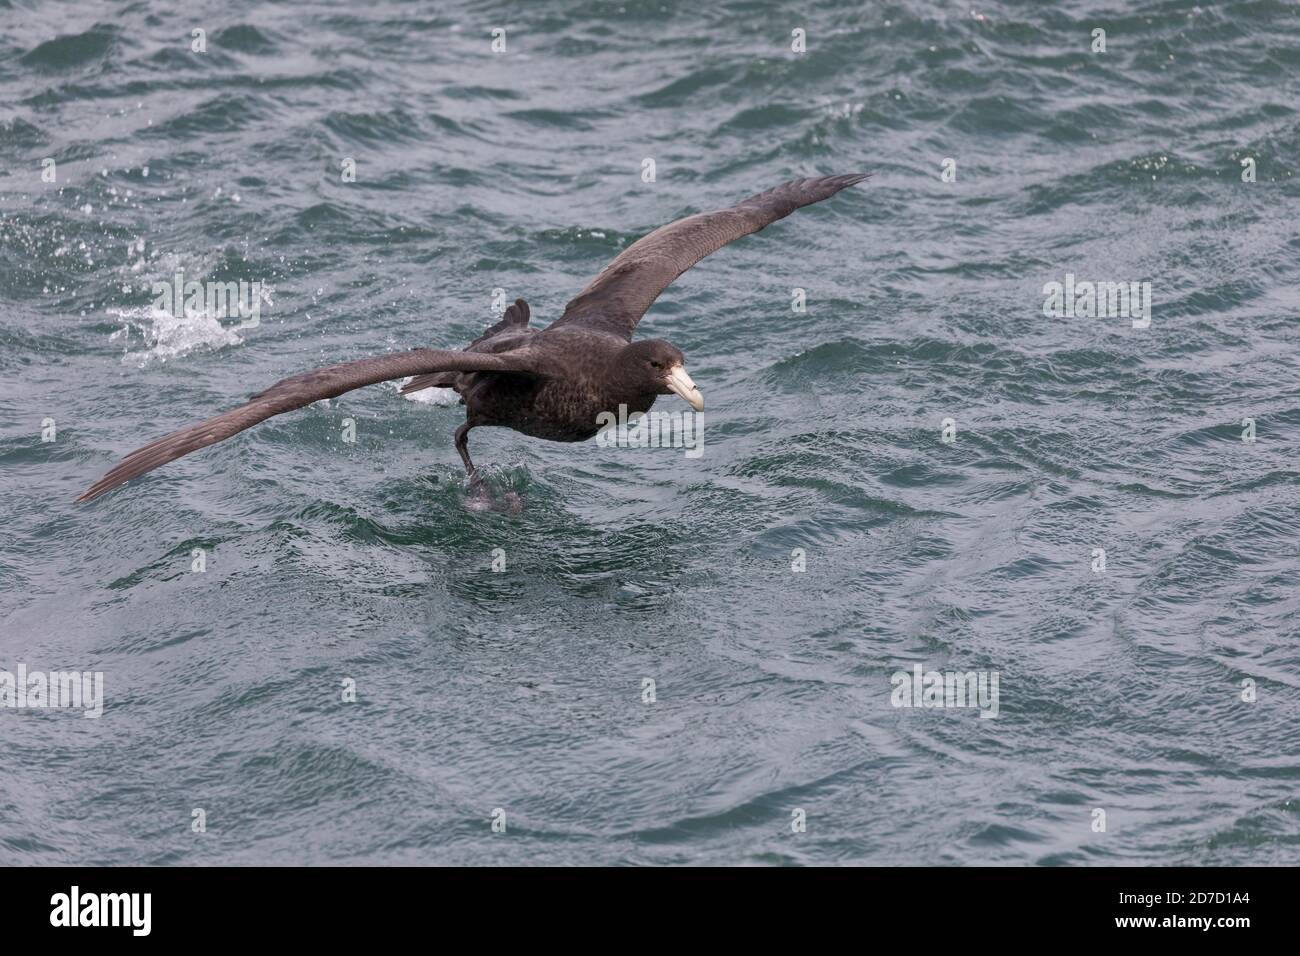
[{"xmin": 400, "ymin": 371, "xmax": 460, "ymax": 394}]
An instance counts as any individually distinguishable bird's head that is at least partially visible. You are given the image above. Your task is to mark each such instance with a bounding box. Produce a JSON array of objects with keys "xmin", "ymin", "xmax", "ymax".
[{"xmin": 618, "ymin": 339, "xmax": 704, "ymax": 411}]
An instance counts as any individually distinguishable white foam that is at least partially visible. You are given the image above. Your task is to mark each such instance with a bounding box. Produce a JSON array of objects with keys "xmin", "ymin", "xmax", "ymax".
[
  {"xmin": 109, "ymin": 303, "xmax": 244, "ymax": 367},
  {"xmin": 107, "ymin": 248, "xmax": 274, "ymax": 367}
]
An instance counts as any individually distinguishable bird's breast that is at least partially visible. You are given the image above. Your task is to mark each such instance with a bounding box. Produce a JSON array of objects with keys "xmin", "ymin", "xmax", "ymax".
[{"xmin": 468, "ymin": 373, "xmax": 656, "ymax": 443}]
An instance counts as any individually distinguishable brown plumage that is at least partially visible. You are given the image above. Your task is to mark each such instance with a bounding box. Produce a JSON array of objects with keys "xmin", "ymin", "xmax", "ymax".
[{"xmin": 77, "ymin": 174, "xmax": 868, "ymax": 503}]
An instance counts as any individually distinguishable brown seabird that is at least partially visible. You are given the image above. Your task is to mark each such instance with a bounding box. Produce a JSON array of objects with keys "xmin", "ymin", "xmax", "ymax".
[{"xmin": 77, "ymin": 173, "xmax": 868, "ymax": 502}]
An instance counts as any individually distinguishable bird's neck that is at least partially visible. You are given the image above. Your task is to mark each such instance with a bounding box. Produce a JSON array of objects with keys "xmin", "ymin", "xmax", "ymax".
[{"xmin": 603, "ymin": 366, "xmax": 659, "ymax": 414}]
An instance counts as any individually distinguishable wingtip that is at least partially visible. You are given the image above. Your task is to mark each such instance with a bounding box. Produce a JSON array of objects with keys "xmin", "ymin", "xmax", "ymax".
[
  {"xmin": 808, "ymin": 172, "xmax": 870, "ymax": 200},
  {"xmin": 803, "ymin": 172, "xmax": 871, "ymax": 196},
  {"xmin": 76, "ymin": 473, "xmax": 121, "ymax": 503}
]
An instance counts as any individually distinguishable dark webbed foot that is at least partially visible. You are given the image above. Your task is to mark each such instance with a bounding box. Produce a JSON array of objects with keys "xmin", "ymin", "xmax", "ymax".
[
  {"xmin": 454, "ymin": 421, "xmax": 479, "ymax": 484},
  {"xmin": 462, "ymin": 485, "xmax": 524, "ymax": 513},
  {"xmin": 454, "ymin": 420, "xmax": 522, "ymax": 511}
]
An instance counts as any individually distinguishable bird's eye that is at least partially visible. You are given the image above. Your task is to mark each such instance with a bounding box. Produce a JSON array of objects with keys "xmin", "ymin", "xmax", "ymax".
[{"xmin": 650, "ymin": 361, "xmax": 662, "ymax": 369}]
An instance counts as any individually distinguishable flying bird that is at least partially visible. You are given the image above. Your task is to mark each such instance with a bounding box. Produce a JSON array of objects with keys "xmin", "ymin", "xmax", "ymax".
[{"xmin": 78, "ymin": 174, "xmax": 868, "ymax": 503}]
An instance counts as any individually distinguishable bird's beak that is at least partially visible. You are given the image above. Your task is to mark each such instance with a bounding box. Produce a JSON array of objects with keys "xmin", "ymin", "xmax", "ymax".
[{"xmin": 665, "ymin": 364, "xmax": 704, "ymax": 411}]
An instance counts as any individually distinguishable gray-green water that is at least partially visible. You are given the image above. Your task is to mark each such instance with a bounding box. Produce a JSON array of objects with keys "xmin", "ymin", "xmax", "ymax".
[{"xmin": 2, "ymin": 0, "xmax": 1299, "ymax": 865}]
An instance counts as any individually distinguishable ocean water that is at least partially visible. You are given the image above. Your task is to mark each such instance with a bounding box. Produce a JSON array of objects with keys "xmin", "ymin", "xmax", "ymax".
[{"xmin": 2, "ymin": 0, "xmax": 1299, "ymax": 866}]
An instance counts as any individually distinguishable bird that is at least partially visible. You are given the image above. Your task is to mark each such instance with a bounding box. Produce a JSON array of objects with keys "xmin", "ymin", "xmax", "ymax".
[{"xmin": 77, "ymin": 173, "xmax": 868, "ymax": 503}]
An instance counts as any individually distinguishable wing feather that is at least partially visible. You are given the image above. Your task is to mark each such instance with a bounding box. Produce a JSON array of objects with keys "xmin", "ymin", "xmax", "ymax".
[
  {"xmin": 549, "ymin": 173, "xmax": 869, "ymax": 339},
  {"xmin": 78, "ymin": 347, "xmax": 541, "ymax": 502}
]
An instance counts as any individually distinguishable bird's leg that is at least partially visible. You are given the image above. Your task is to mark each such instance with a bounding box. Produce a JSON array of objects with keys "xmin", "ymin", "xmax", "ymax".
[{"xmin": 454, "ymin": 422, "xmax": 483, "ymax": 492}]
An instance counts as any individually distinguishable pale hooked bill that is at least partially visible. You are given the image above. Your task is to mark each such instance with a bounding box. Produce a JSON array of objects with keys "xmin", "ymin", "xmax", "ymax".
[{"xmin": 665, "ymin": 364, "xmax": 704, "ymax": 411}]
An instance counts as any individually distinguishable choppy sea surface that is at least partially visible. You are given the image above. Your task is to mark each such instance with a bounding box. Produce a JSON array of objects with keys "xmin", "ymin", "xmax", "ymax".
[{"xmin": 2, "ymin": 0, "xmax": 1299, "ymax": 866}]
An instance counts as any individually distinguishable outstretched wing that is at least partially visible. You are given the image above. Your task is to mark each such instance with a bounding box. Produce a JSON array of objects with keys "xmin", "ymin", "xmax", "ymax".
[
  {"xmin": 78, "ymin": 347, "xmax": 543, "ymax": 502},
  {"xmin": 549, "ymin": 173, "xmax": 869, "ymax": 339}
]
